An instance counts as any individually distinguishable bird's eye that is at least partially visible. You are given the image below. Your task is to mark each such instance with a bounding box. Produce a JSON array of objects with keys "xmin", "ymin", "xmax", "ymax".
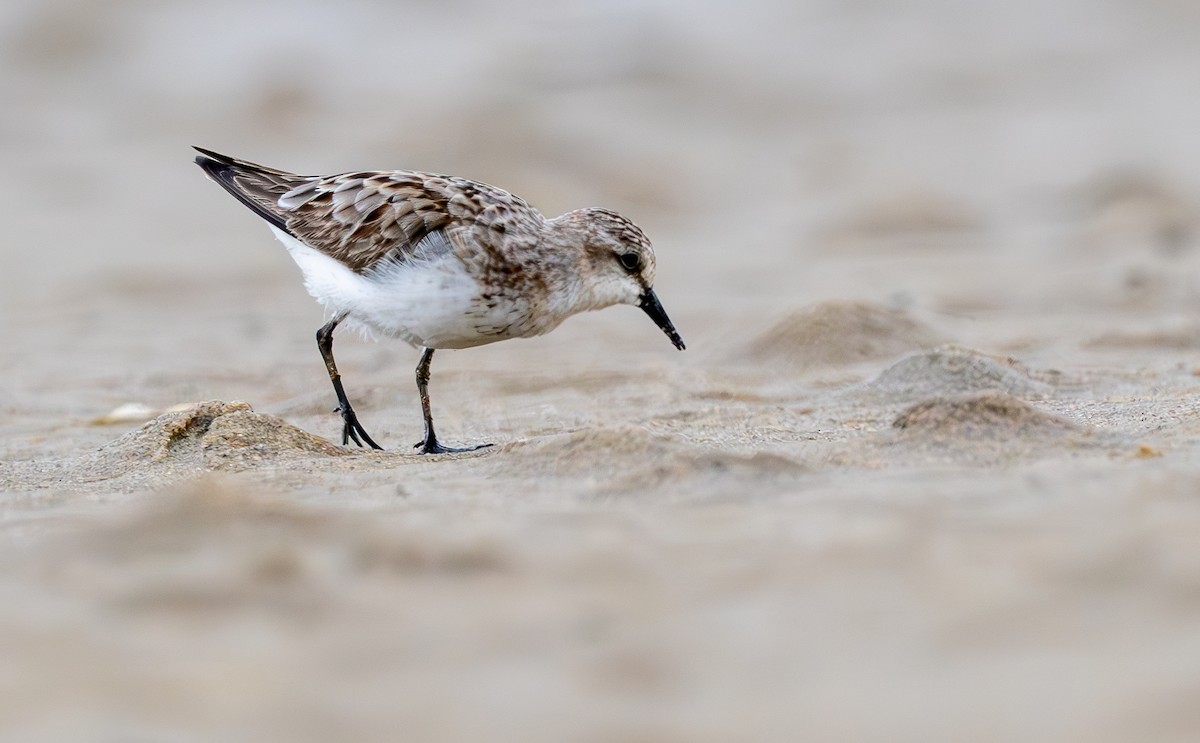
[{"xmin": 618, "ymin": 252, "xmax": 640, "ymax": 272}]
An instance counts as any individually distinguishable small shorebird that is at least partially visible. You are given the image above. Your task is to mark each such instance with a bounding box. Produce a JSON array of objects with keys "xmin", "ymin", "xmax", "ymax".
[{"xmin": 193, "ymin": 147, "xmax": 685, "ymax": 454}]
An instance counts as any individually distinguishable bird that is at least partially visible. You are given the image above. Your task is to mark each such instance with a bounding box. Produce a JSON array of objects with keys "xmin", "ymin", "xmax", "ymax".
[{"xmin": 193, "ymin": 147, "xmax": 685, "ymax": 454}]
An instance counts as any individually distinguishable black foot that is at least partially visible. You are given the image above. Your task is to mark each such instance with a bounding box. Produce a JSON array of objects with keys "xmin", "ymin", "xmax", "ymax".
[
  {"xmin": 338, "ymin": 405, "xmax": 383, "ymax": 450},
  {"xmin": 413, "ymin": 438, "xmax": 493, "ymax": 455}
]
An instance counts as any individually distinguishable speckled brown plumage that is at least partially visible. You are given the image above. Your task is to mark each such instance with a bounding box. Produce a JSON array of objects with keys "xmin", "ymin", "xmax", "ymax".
[
  {"xmin": 194, "ymin": 146, "xmax": 684, "ymax": 453},
  {"xmin": 193, "ymin": 148, "xmax": 544, "ymax": 275}
]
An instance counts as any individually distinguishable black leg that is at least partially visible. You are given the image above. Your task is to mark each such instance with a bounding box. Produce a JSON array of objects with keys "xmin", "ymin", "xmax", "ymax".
[
  {"xmin": 413, "ymin": 347, "xmax": 492, "ymax": 455},
  {"xmin": 316, "ymin": 315, "xmax": 382, "ymax": 450}
]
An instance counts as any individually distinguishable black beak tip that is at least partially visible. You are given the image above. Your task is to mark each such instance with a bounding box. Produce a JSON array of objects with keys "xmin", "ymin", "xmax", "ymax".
[{"xmin": 639, "ymin": 288, "xmax": 686, "ymax": 352}]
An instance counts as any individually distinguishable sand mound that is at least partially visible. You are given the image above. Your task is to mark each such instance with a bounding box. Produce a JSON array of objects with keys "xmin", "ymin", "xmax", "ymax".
[
  {"xmin": 863, "ymin": 346, "xmax": 1051, "ymax": 401},
  {"xmin": 505, "ymin": 427, "xmax": 807, "ymax": 501},
  {"xmin": 2, "ymin": 401, "xmax": 350, "ymax": 491},
  {"xmin": 506, "ymin": 426, "xmax": 683, "ymax": 476},
  {"xmin": 1072, "ymin": 168, "xmax": 1196, "ymax": 257},
  {"xmin": 859, "ymin": 392, "xmax": 1105, "ymax": 466},
  {"xmin": 893, "ymin": 392, "xmax": 1081, "ymax": 439},
  {"xmin": 819, "ymin": 190, "xmax": 983, "ymax": 249},
  {"xmin": 101, "ymin": 400, "xmax": 347, "ymax": 469},
  {"xmin": 743, "ymin": 301, "xmax": 943, "ymax": 370}
]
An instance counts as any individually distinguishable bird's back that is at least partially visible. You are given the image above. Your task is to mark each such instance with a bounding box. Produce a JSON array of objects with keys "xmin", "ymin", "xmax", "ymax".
[{"xmin": 193, "ymin": 147, "xmax": 545, "ymax": 274}]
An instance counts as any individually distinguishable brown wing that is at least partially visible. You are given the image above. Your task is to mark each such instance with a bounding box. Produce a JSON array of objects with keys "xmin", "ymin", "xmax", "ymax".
[
  {"xmin": 194, "ymin": 147, "xmax": 544, "ymax": 273},
  {"xmin": 194, "ymin": 147, "xmax": 305, "ymax": 231}
]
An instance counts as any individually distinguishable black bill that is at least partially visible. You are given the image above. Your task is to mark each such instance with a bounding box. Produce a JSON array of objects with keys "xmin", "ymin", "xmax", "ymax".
[{"xmin": 638, "ymin": 288, "xmax": 686, "ymax": 350}]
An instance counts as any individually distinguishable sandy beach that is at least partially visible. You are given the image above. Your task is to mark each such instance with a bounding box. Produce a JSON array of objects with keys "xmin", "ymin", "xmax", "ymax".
[{"xmin": 4, "ymin": 0, "xmax": 1200, "ymax": 740}]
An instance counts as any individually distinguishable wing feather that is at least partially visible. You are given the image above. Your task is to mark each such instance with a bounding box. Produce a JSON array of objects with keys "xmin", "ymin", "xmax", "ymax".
[{"xmin": 194, "ymin": 147, "xmax": 545, "ymax": 273}]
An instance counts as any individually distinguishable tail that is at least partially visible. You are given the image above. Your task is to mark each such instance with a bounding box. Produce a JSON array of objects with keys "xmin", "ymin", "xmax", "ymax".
[{"xmin": 193, "ymin": 146, "xmax": 304, "ymax": 231}]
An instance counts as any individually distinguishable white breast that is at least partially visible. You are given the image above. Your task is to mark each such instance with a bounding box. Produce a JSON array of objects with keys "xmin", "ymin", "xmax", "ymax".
[{"xmin": 269, "ymin": 226, "xmax": 504, "ymax": 349}]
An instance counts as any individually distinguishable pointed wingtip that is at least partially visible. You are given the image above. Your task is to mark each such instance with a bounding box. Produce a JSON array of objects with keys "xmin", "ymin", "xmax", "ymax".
[
  {"xmin": 193, "ymin": 148, "xmax": 228, "ymax": 178},
  {"xmin": 192, "ymin": 146, "xmax": 231, "ymax": 166},
  {"xmin": 190, "ymin": 147, "xmax": 291, "ymax": 232}
]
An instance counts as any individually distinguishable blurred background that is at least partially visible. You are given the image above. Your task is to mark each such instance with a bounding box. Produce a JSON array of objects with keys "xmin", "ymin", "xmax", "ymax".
[
  {"xmin": 4, "ymin": 0, "xmax": 1200, "ymax": 741},
  {"xmin": 5, "ymin": 0, "xmax": 1200, "ymax": 310}
]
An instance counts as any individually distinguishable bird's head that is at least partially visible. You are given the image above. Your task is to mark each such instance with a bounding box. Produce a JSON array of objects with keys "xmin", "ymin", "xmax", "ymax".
[{"xmin": 559, "ymin": 207, "xmax": 685, "ymax": 351}]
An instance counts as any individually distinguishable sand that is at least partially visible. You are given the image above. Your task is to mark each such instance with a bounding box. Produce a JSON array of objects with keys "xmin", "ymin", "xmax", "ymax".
[{"xmin": 4, "ymin": 0, "xmax": 1200, "ymax": 740}]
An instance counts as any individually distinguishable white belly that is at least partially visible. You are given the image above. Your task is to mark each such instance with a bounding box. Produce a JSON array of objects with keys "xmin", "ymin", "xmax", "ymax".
[{"xmin": 270, "ymin": 226, "xmax": 509, "ymax": 349}]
